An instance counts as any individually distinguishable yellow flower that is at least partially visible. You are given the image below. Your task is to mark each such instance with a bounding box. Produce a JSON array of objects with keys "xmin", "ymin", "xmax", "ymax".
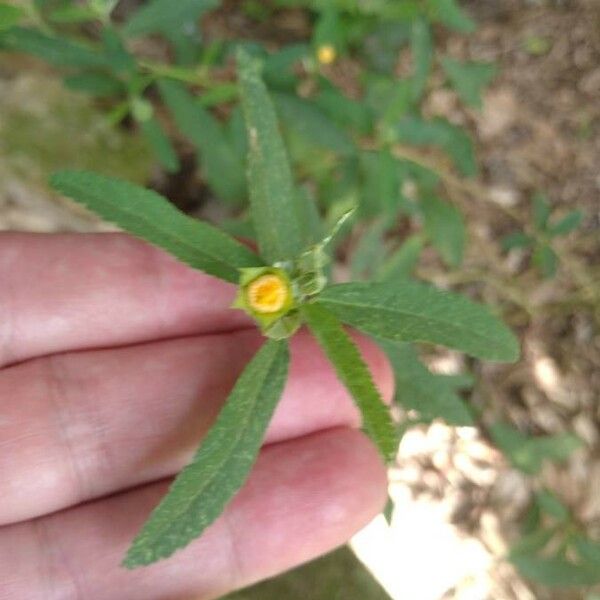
[
  {"xmin": 317, "ymin": 44, "xmax": 336, "ymax": 65},
  {"xmin": 246, "ymin": 273, "xmax": 289, "ymax": 314},
  {"xmin": 233, "ymin": 267, "xmax": 299, "ymax": 339}
]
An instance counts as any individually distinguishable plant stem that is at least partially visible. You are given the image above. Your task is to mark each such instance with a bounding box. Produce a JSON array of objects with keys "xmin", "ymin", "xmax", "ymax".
[{"xmin": 138, "ymin": 60, "xmax": 212, "ymax": 87}]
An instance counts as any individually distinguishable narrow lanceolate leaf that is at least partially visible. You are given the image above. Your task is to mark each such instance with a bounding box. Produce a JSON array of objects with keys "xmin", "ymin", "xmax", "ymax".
[
  {"xmin": 427, "ymin": 0, "xmax": 475, "ymax": 33},
  {"xmin": 489, "ymin": 423, "xmax": 581, "ymax": 475},
  {"xmin": 124, "ymin": 0, "xmax": 219, "ymax": 37},
  {"xmin": 0, "ymin": 27, "xmax": 108, "ymax": 68},
  {"xmin": 139, "ymin": 116, "xmax": 180, "ymax": 173},
  {"xmin": 50, "ymin": 170, "xmax": 262, "ymax": 282},
  {"xmin": 237, "ymin": 48, "xmax": 305, "ymax": 264},
  {"xmin": 396, "ymin": 116, "xmax": 477, "ymax": 177},
  {"xmin": 410, "ymin": 18, "xmax": 433, "ymax": 101},
  {"xmin": 158, "ymin": 79, "xmax": 246, "ymax": 204},
  {"xmin": 124, "ymin": 340, "xmax": 289, "ymax": 567},
  {"xmin": 316, "ymin": 281, "xmax": 519, "ymax": 362},
  {"xmin": 511, "ymin": 555, "xmax": 600, "ymax": 587},
  {"xmin": 548, "ymin": 210, "xmax": 583, "ymax": 237},
  {"xmin": 273, "ymin": 92, "xmax": 355, "ymax": 155},
  {"xmin": 421, "ymin": 194, "xmax": 465, "ymax": 268},
  {"xmin": 441, "ymin": 57, "xmax": 497, "ymax": 109},
  {"xmin": 376, "ymin": 235, "xmax": 423, "ymax": 281},
  {"xmin": 63, "ymin": 72, "xmax": 124, "ymax": 97},
  {"xmin": 382, "ymin": 341, "xmax": 473, "ymax": 426},
  {"xmin": 302, "ymin": 303, "xmax": 397, "ymax": 461}
]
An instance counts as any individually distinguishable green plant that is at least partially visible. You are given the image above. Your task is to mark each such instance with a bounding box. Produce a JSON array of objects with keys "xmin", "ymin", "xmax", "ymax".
[
  {"xmin": 0, "ymin": 0, "xmax": 494, "ymax": 222},
  {"xmin": 509, "ymin": 489, "xmax": 600, "ymax": 588},
  {"xmin": 489, "ymin": 422, "xmax": 582, "ymax": 476},
  {"xmin": 486, "ymin": 422, "xmax": 600, "ymax": 588},
  {"xmin": 50, "ymin": 49, "xmax": 518, "ymax": 568},
  {"xmin": 503, "ymin": 192, "xmax": 583, "ymax": 278}
]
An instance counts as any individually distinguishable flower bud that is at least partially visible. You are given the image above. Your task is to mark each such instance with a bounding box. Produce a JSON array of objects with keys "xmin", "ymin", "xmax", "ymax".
[
  {"xmin": 233, "ymin": 267, "xmax": 300, "ymax": 339},
  {"xmin": 317, "ymin": 44, "xmax": 336, "ymax": 65}
]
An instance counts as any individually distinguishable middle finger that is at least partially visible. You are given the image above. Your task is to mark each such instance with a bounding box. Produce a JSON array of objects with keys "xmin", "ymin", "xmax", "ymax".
[{"xmin": 0, "ymin": 328, "xmax": 392, "ymax": 525}]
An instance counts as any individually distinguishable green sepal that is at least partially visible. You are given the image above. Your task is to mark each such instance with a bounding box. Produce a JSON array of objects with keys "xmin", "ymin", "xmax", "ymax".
[{"xmin": 263, "ymin": 311, "xmax": 303, "ymax": 340}]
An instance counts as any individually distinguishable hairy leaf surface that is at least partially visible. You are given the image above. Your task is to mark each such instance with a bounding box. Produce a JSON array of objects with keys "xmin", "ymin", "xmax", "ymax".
[
  {"xmin": 303, "ymin": 303, "xmax": 397, "ymax": 461},
  {"xmin": 124, "ymin": 340, "xmax": 289, "ymax": 567},
  {"xmin": 237, "ymin": 48, "xmax": 306, "ymax": 263},
  {"xmin": 316, "ymin": 281, "xmax": 519, "ymax": 362},
  {"xmin": 50, "ymin": 170, "xmax": 262, "ymax": 282}
]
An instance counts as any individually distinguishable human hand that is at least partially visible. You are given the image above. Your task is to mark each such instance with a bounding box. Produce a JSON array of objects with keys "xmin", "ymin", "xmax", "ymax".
[{"xmin": 0, "ymin": 232, "xmax": 392, "ymax": 600}]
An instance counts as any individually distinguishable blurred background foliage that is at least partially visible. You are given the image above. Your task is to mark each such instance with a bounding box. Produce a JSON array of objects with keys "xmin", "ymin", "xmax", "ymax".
[{"xmin": 1, "ymin": 0, "xmax": 599, "ymax": 598}]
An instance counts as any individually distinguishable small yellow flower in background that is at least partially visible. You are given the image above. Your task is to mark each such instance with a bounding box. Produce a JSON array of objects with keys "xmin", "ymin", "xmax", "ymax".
[
  {"xmin": 317, "ymin": 44, "xmax": 336, "ymax": 65},
  {"xmin": 247, "ymin": 273, "xmax": 289, "ymax": 314}
]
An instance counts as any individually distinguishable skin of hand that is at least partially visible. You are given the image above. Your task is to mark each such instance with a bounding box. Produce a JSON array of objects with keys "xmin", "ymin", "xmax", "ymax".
[{"xmin": 0, "ymin": 232, "xmax": 393, "ymax": 600}]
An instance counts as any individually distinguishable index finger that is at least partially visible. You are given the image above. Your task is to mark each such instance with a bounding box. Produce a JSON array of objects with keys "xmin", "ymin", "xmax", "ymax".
[{"xmin": 0, "ymin": 232, "xmax": 251, "ymax": 368}]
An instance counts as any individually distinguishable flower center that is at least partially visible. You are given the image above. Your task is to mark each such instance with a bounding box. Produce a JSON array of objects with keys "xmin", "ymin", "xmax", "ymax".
[{"xmin": 246, "ymin": 274, "xmax": 289, "ymax": 314}]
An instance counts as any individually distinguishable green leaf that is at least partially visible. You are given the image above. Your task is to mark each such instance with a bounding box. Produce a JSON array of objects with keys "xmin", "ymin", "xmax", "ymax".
[
  {"xmin": 227, "ymin": 105, "xmax": 249, "ymax": 161},
  {"xmin": 527, "ymin": 432, "xmax": 583, "ymax": 462},
  {"xmin": 502, "ymin": 231, "xmax": 533, "ymax": 251},
  {"xmin": 533, "ymin": 192, "xmax": 551, "ymax": 230},
  {"xmin": 0, "ymin": 3, "xmax": 25, "ymax": 31},
  {"xmin": 158, "ymin": 79, "xmax": 246, "ymax": 203},
  {"xmin": 351, "ymin": 219, "xmax": 389, "ymax": 280},
  {"xmin": 421, "ymin": 195, "xmax": 465, "ymax": 268},
  {"xmin": 237, "ymin": 48, "xmax": 305, "ymax": 263},
  {"xmin": 303, "ymin": 303, "xmax": 397, "ymax": 461},
  {"xmin": 63, "ymin": 72, "xmax": 124, "ymax": 97},
  {"xmin": 296, "ymin": 187, "xmax": 325, "ymax": 248},
  {"xmin": 535, "ymin": 490, "xmax": 569, "ymax": 521},
  {"xmin": 441, "ymin": 57, "xmax": 497, "ymax": 109},
  {"xmin": 376, "ymin": 235, "xmax": 423, "ymax": 281},
  {"xmin": 510, "ymin": 527, "xmax": 556, "ymax": 558},
  {"xmin": 574, "ymin": 536, "xmax": 600, "ymax": 566},
  {"xmin": 491, "ymin": 423, "xmax": 541, "ymax": 474},
  {"xmin": 427, "ymin": 0, "xmax": 476, "ymax": 33},
  {"xmin": 316, "ymin": 281, "xmax": 519, "ymax": 362},
  {"xmin": 360, "ymin": 150, "xmax": 402, "ymax": 216},
  {"xmin": 410, "ymin": 18, "xmax": 433, "ymax": 101},
  {"xmin": 124, "ymin": 0, "xmax": 219, "ymax": 37},
  {"xmin": 383, "ymin": 495, "xmax": 394, "ymax": 525},
  {"xmin": 397, "ymin": 116, "xmax": 477, "ymax": 177},
  {"xmin": 489, "ymin": 423, "xmax": 582, "ymax": 475},
  {"xmin": 521, "ymin": 502, "xmax": 542, "ymax": 536},
  {"xmin": 360, "ymin": 22, "xmax": 411, "ymax": 73},
  {"xmin": 0, "ymin": 27, "xmax": 108, "ymax": 68},
  {"xmin": 548, "ymin": 210, "xmax": 583, "ymax": 237},
  {"xmin": 50, "ymin": 170, "xmax": 262, "ymax": 282},
  {"xmin": 511, "ymin": 555, "xmax": 600, "ymax": 587},
  {"xmin": 48, "ymin": 5, "xmax": 98, "ymax": 23},
  {"xmin": 380, "ymin": 80, "xmax": 413, "ymax": 130},
  {"xmin": 101, "ymin": 28, "xmax": 136, "ymax": 74},
  {"xmin": 263, "ymin": 43, "xmax": 307, "ymax": 90},
  {"xmin": 383, "ymin": 341, "xmax": 473, "ymax": 425},
  {"xmin": 197, "ymin": 82, "xmax": 239, "ymax": 108},
  {"xmin": 124, "ymin": 340, "xmax": 289, "ymax": 567},
  {"xmin": 313, "ymin": 6, "xmax": 343, "ymax": 52},
  {"xmin": 533, "ymin": 244, "xmax": 558, "ymax": 279},
  {"xmin": 315, "ymin": 86, "xmax": 373, "ymax": 136},
  {"xmin": 273, "ymin": 92, "xmax": 355, "ymax": 155},
  {"xmin": 139, "ymin": 116, "xmax": 181, "ymax": 173}
]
